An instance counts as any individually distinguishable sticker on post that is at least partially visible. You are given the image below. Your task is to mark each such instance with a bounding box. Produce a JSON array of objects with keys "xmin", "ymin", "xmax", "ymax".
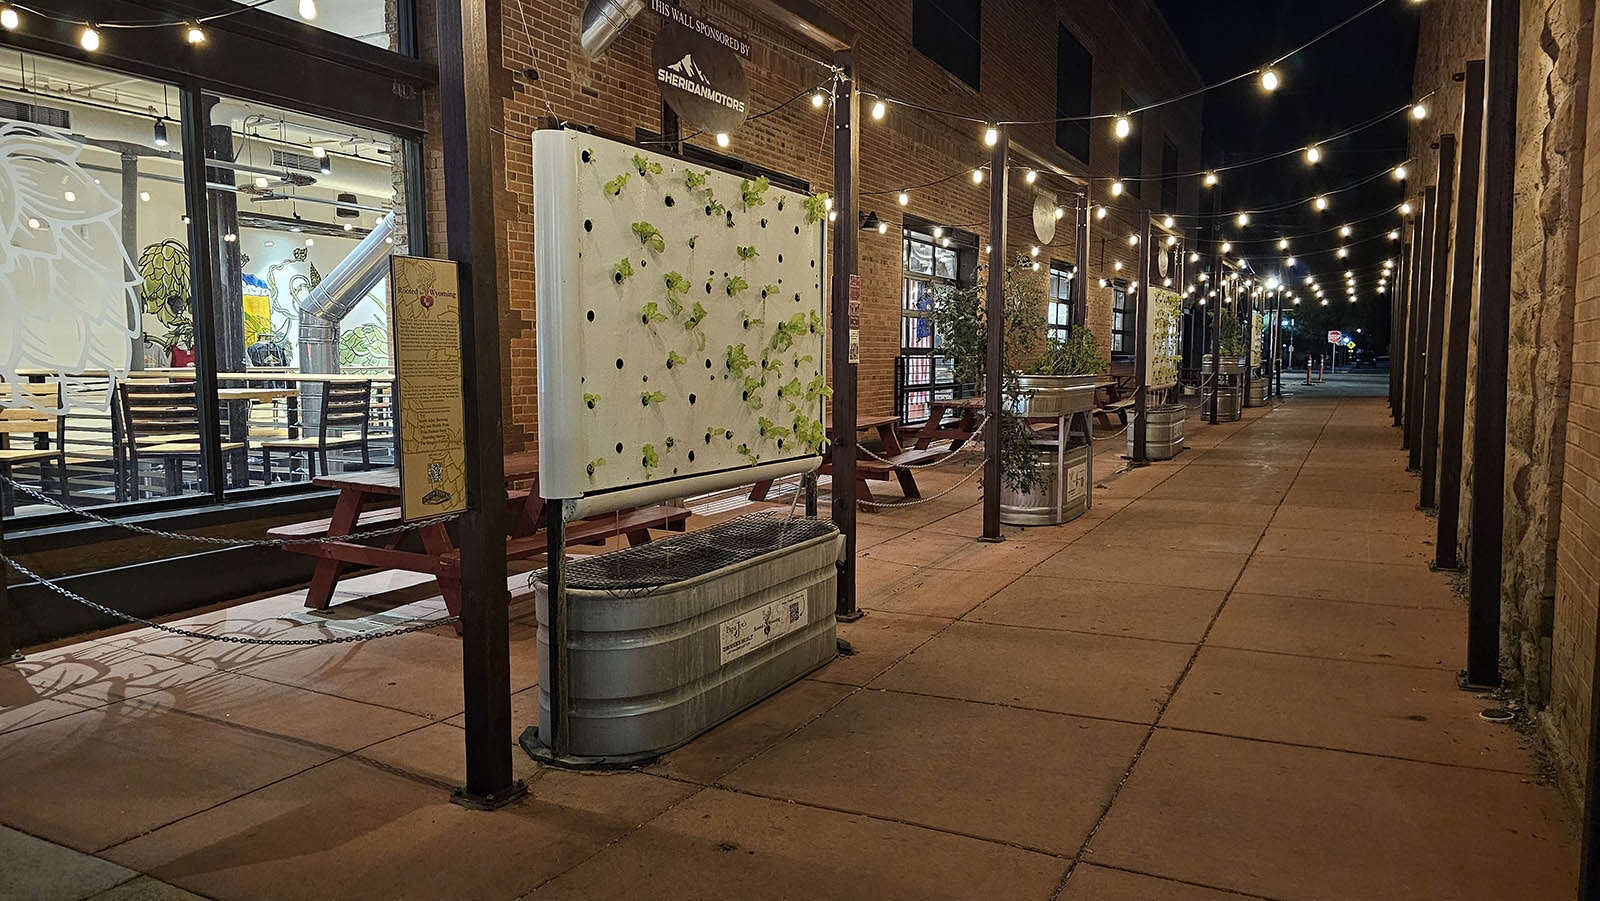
[{"xmin": 720, "ymin": 589, "xmax": 809, "ymax": 665}]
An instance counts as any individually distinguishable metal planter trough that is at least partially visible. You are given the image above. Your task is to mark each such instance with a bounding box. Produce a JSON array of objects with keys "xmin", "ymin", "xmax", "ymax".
[
  {"xmin": 524, "ymin": 514, "xmax": 842, "ymax": 767},
  {"xmin": 1001, "ymin": 440, "xmax": 1091, "ymax": 526},
  {"xmin": 1011, "ymin": 373, "xmax": 1099, "ymax": 417},
  {"xmin": 1128, "ymin": 403, "xmax": 1187, "ymax": 460}
]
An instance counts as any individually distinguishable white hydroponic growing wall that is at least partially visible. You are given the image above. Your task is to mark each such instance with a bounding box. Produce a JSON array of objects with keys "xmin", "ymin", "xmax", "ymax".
[{"xmin": 535, "ymin": 130, "xmax": 829, "ymax": 515}]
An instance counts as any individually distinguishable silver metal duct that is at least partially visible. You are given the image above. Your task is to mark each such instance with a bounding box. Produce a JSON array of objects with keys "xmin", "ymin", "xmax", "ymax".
[
  {"xmin": 580, "ymin": 0, "xmax": 646, "ymax": 59},
  {"xmin": 296, "ymin": 212, "xmax": 397, "ymax": 425}
]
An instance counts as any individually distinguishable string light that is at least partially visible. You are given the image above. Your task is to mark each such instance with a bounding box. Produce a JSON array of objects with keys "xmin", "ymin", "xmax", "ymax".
[
  {"xmin": 1340, "ymin": 225, "xmax": 1352, "ymax": 237},
  {"xmin": 1412, "ymin": 102, "xmax": 1428, "ymax": 120},
  {"xmin": 1389, "ymin": 229, "xmax": 1400, "ymax": 240},
  {"xmin": 983, "ymin": 126, "xmax": 999, "ymax": 146},
  {"xmin": 1221, "ymin": 241, "xmax": 1233, "ymax": 253},
  {"xmin": 878, "ymin": 220, "xmax": 889, "ymax": 235},
  {"xmin": 971, "ymin": 168, "xmax": 984, "ymax": 185},
  {"xmin": 1314, "ymin": 196, "xmax": 1329, "ymax": 211},
  {"xmin": 1128, "ymin": 234, "xmax": 1140, "ymax": 246},
  {"xmin": 1111, "ymin": 181, "xmax": 1125, "ymax": 197},
  {"xmin": 1260, "ymin": 68, "xmax": 1280, "ymax": 92},
  {"xmin": 1286, "ymin": 256, "xmax": 1297, "ymax": 267},
  {"xmin": 1189, "ymin": 252, "xmax": 1200, "ymax": 263},
  {"xmin": 1024, "ymin": 169, "xmax": 1038, "ymax": 184},
  {"xmin": 811, "ymin": 91, "xmax": 826, "ymax": 108},
  {"xmin": 1166, "ymin": 235, "xmax": 1178, "ymax": 247},
  {"xmin": 1236, "ymin": 212, "xmax": 1250, "ymax": 227},
  {"xmin": 185, "ymin": 22, "xmax": 205, "ymax": 44},
  {"xmin": 1096, "ymin": 206, "xmax": 1108, "ymax": 220},
  {"xmin": 716, "ymin": 132, "xmax": 730, "ymax": 148},
  {"xmin": 897, "ymin": 192, "xmax": 909, "ymax": 206},
  {"xmin": 933, "ymin": 226, "xmax": 944, "ymax": 238},
  {"xmin": 1204, "ymin": 172, "xmax": 1219, "ymax": 187},
  {"xmin": 1305, "ymin": 145, "xmax": 1322, "ymax": 164},
  {"xmin": 1114, "ymin": 116, "xmax": 1131, "ymax": 139},
  {"xmin": 1278, "ymin": 238, "xmax": 1289, "ymax": 251},
  {"xmin": 0, "ymin": 6, "xmax": 16, "ymax": 30},
  {"xmin": 1399, "ymin": 201, "xmax": 1413, "ymax": 216},
  {"xmin": 1163, "ymin": 215, "xmax": 1175, "ymax": 228},
  {"xmin": 1055, "ymin": 207, "xmax": 1067, "ymax": 220},
  {"xmin": 80, "ymin": 24, "xmax": 101, "ymax": 51},
  {"xmin": 1393, "ymin": 165, "xmax": 1408, "ymax": 180},
  {"xmin": 1030, "ymin": 245, "xmax": 1040, "ymax": 256},
  {"xmin": 1114, "ymin": 261, "xmax": 1124, "ymax": 271}
]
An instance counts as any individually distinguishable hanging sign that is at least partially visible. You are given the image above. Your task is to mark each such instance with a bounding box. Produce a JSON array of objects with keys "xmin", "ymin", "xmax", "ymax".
[
  {"xmin": 391, "ymin": 255, "xmax": 468, "ymax": 522},
  {"xmin": 651, "ymin": 1, "xmax": 750, "ymax": 135},
  {"xmin": 1032, "ymin": 193, "xmax": 1058, "ymax": 245}
]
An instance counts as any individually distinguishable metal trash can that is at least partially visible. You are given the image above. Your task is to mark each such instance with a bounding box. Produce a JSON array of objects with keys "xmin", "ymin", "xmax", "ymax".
[
  {"xmin": 1001, "ymin": 439, "xmax": 1090, "ymax": 526},
  {"xmin": 526, "ymin": 514, "xmax": 841, "ymax": 766},
  {"xmin": 1128, "ymin": 403, "xmax": 1186, "ymax": 460}
]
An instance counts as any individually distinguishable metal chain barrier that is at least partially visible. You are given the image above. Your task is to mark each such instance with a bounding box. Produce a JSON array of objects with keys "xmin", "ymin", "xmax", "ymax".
[
  {"xmin": 858, "ymin": 458, "xmax": 988, "ymax": 510},
  {"xmin": 0, "ymin": 552, "xmax": 458, "ymax": 645},
  {"xmin": 854, "ymin": 414, "xmax": 991, "ymax": 470},
  {"xmin": 0, "ymin": 474, "xmax": 459, "ymax": 548}
]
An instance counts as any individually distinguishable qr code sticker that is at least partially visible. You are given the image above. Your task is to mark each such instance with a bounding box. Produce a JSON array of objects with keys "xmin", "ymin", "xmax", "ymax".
[{"xmin": 427, "ymin": 462, "xmax": 443, "ymax": 484}]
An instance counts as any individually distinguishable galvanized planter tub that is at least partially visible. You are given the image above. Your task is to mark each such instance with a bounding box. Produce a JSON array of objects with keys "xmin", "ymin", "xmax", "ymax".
[
  {"xmin": 1247, "ymin": 378, "xmax": 1268, "ymax": 406},
  {"xmin": 1128, "ymin": 403, "xmax": 1186, "ymax": 460},
  {"xmin": 1001, "ymin": 440, "xmax": 1091, "ymax": 526},
  {"xmin": 1201, "ymin": 355, "xmax": 1246, "ymax": 376},
  {"xmin": 1010, "ymin": 373, "xmax": 1098, "ymax": 417},
  {"xmin": 532, "ymin": 517, "xmax": 842, "ymax": 765},
  {"xmin": 1202, "ymin": 386, "xmax": 1242, "ymax": 422}
]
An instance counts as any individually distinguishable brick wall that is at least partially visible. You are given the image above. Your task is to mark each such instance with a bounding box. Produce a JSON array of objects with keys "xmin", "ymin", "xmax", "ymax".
[{"xmin": 467, "ymin": 0, "xmax": 1201, "ymax": 452}]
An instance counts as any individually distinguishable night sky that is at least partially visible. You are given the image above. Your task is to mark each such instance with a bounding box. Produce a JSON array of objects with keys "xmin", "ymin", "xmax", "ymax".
[{"xmin": 1154, "ymin": 0, "xmax": 1421, "ymax": 357}]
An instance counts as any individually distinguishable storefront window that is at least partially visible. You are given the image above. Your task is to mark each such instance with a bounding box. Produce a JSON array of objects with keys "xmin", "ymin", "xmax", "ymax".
[
  {"xmin": 252, "ymin": 0, "xmax": 410, "ymax": 53},
  {"xmin": 203, "ymin": 94, "xmax": 408, "ymax": 491},
  {"xmin": 897, "ymin": 231, "xmax": 974, "ymax": 424},
  {"xmin": 1, "ymin": 51, "xmax": 198, "ymax": 515},
  {"xmin": 1048, "ymin": 262, "xmax": 1075, "ymax": 340}
]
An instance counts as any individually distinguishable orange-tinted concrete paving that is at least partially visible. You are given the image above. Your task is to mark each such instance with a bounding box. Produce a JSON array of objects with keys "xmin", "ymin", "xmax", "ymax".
[{"xmin": 0, "ymin": 388, "xmax": 1579, "ymax": 899}]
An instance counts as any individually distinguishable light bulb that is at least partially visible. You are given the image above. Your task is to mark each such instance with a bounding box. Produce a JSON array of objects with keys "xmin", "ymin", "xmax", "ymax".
[
  {"xmin": 1033, "ymin": 261, "xmax": 1042, "ymax": 271},
  {"xmin": 1095, "ymin": 206, "xmax": 1108, "ymax": 220},
  {"xmin": 345, "ymin": 223, "xmax": 355, "ymax": 232},
  {"xmin": 1236, "ymin": 212, "xmax": 1250, "ymax": 227},
  {"xmin": 824, "ymin": 197, "xmax": 833, "ymax": 211},
  {"xmin": 0, "ymin": 7, "xmax": 17, "ymax": 30},
  {"xmin": 63, "ymin": 191, "xmax": 76, "ymax": 202},
  {"xmin": 1261, "ymin": 68, "xmax": 1280, "ymax": 92},
  {"xmin": 1221, "ymin": 241, "xmax": 1233, "ymax": 253},
  {"xmin": 811, "ymin": 91, "xmax": 826, "ymax": 108},
  {"xmin": 971, "ymin": 168, "xmax": 984, "ymax": 185},
  {"xmin": 224, "ymin": 232, "xmax": 237, "ymax": 243},
  {"xmin": 871, "ymin": 100, "xmax": 886, "ymax": 120},
  {"xmin": 1164, "ymin": 277, "xmax": 1172, "ymax": 286},
  {"xmin": 897, "ymin": 192, "xmax": 909, "ymax": 206},
  {"xmin": 1340, "ymin": 225, "xmax": 1352, "ymax": 237},
  {"xmin": 1286, "ymin": 256, "xmax": 1297, "ymax": 267},
  {"xmin": 1278, "ymin": 238, "xmax": 1289, "ymax": 251},
  {"xmin": 253, "ymin": 176, "xmax": 269, "ymax": 189},
  {"xmin": 1305, "ymin": 145, "xmax": 1321, "ymax": 164},
  {"xmin": 878, "ymin": 221, "xmax": 888, "ymax": 235},
  {"xmin": 1338, "ymin": 247, "xmax": 1349, "ymax": 258},
  {"xmin": 305, "ymin": 237, "xmax": 315, "ymax": 247},
  {"xmin": 1393, "ymin": 165, "xmax": 1408, "ymax": 180},
  {"xmin": 139, "ymin": 191, "xmax": 151, "ymax": 202},
  {"xmin": 1314, "ymin": 196, "xmax": 1329, "ymax": 211},
  {"xmin": 1030, "ymin": 245, "xmax": 1040, "ymax": 257},
  {"xmin": 1166, "ymin": 235, "xmax": 1177, "ymax": 247},
  {"xmin": 1389, "ymin": 230, "xmax": 1400, "ymax": 240},
  {"xmin": 983, "ymin": 126, "xmax": 999, "ymax": 146},
  {"xmin": 312, "ymin": 146, "xmax": 327, "ymax": 159},
  {"xmin": 1114, "ymin": 261, "xmax": 1123, "ymax": 272},
  {"xmin": 1111, "ymin": 180, "xmax": 1124, "ymax": 197},
  {"xmin": 1163, "ymin": 215, "xmax": 1175, "ymax": 228},
  {"xmin": 1025, "ymin": 169, "xmax": 1038, "ymax": 184},
  {"xmin": 1400, "ymin": 202, "xmax": 1413, "ymax": 216},
  {"xmin": 26, "ymin": 217, "xmax": 40, "ymax": 229},
  {"xmin": 80, "ymin": 25, "xmax": 101, "ymax": 51},
  {"xmin": 1128, "ymin": 234, "xmax": 1140, "ymax": 246},
  {"xmin": 1114, "ymin": 116, "xmax": 1131, "ymax": 139},
  {"xmin": 715, "ymin": 132, "xmax": 730, "ymax": 148},
  {"xmin": 1055, "ymin": 207, "xmax": 1066, "ymax": 220},
  {"xmin": 829, "ymin": 211, "xmax": 837, "ymax": 222},
  {"xmin": 185, "ymin": 23, "xmax": 205, "ymax": 44},
  {"xmin": 1189, "ymin": 252, "xmax": 1200, "ymax": 263},
  {"xmin": 933, "ymin": 227, "xmax": 944, "ymax": 238},
  {"xmin": 941, "ymin": 237, "xmax": 950, "ymax": 247},
  {"xmin": 299, "ymin": 0, "xmax": 318, "ymax": 19},
  {"xmin": 1203, "ymin": 172, "xmax": 1218, "ymax": 187},
  {"xmin": 1412, "ymin": 102, "xmax": 1428, "ymax": 120}
]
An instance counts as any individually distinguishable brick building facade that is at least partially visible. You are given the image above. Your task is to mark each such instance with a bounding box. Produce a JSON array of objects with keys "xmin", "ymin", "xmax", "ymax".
[
  {"xmin": 1408, "ymin": 0, "xmax": 1600, "ymax": 806},
  {"xmin": 416, "ymin": 0, "xmax": 1203, "ymax": 452}
]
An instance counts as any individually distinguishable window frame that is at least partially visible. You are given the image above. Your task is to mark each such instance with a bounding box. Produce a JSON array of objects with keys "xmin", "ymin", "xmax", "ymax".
[
  {"xmin": 1055, "ymin": 25, "xmax": 1093, "ymax": 164},
  {"xmin": 897, "ymin": 229, "xmax": 978, "ymax": 425},
  {"xmin": 1048, "ymin": 262, "xmax": 1076, "ymax": 341},
  {"xmin": 1110, "ymin": 282, "xmax": 1135, "ymax": 356},
  {"xmin": 911, "ymin": 0, "xmax": 983, "ymax": 90}
]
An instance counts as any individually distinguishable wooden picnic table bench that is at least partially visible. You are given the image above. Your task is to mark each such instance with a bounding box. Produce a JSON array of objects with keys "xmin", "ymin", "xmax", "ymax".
[
  {"xmin": 749, "ymin": 414, "xmax": 949, "ymax": 504},
  {"xmin": 269, "ymin": 452, "xmax": 690, "ymax": 617}
]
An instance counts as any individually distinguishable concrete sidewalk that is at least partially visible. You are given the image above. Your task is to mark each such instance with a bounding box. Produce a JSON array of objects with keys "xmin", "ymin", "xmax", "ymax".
[{"xmin": 0, "ymin": 393, "xmax": 1576, "ymax": 900}]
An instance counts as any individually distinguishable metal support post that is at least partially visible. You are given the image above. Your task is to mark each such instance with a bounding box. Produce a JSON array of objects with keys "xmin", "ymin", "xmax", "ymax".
[
  {"xmin": 1464, "ymin": 0, "xmax": 1517, "ymax": 692},
  {"xmin": 1437, "ymin": 63, "xmax": 1486, "ymax": 571},
  {"xmin": 981, "ymin": 127, "xmax": 1009, "ymax": 540},
  {"xmin": 0, "ymin": 512, "xmax": 19, "ymax": 664},
  {"xmin": 542, "ymin": 504, "xmax": 569, "ymax": 758},
  {"xmin": 1395, "ymin": 227, "xmax": 1415, "ymax": 429},
  {"xmin": 1074, "ymin": 194, "xmax": 1090, "ymax": 328},
  {"xmin": 1406, "ymin": 189, "xmax": 1437, "ymax": 471},
  {"xmin": 1421, "ymin": 137, "xmax": 1457, "ymax": 511},
  {"xmin": 829, "ymin": 48, "xmax": 863, "ymax": 619},
  {"xmin": 439, "ymin": 0, "xmax": 522, "ymax": 809},
  {"xmin": 1131, "ymin": 212, "xmax": 1152, "ymax": 466}
]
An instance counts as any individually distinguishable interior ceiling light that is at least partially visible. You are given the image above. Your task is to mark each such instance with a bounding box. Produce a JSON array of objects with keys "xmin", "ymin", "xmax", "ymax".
[{"xmin": 153, "ymin": 119, "xmax": 169, "ymax": 147}]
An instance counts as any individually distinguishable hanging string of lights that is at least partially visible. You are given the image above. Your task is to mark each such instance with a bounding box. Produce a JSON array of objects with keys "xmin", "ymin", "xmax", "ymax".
[{"xmin": 1, "ymin": 0, "xmax": 288, "ymax": 48}]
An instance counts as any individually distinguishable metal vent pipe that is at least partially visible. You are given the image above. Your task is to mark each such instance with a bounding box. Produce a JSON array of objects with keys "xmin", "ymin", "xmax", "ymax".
[
  {"xmin": 296, "ymin": 211, "xmax": 396, "ymax": 424},
  {"xmin": 580, "ymin": 0, "xmax": 646, "ymax": 59}
]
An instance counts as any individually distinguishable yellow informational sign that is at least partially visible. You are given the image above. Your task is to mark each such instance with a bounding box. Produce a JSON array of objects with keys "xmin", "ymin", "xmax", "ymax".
[{"xmin": 390, "ymin": 255, "xmax": 467, "ymax": 521}]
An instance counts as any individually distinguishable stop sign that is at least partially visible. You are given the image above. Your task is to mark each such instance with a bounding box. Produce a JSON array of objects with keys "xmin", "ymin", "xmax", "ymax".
[{"xmin": 1328, "ymin": 330, "xmax": 1343, "ymax": 344}]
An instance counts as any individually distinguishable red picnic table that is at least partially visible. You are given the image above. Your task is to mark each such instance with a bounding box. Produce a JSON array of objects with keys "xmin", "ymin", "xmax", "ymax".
[
  {"xmin": 270, "ymin": 452, "xmax": 688, "ymax": 616},
  {"xmin": 749, "ymin": 414, "xmax": 950, "ymax": 503}
]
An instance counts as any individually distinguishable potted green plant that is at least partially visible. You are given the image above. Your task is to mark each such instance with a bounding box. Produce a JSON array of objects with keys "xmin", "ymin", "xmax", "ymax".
[
  {"xmin": 928, "ymin": 254, "xmax": 1101, "ymax": 525},
  {"xmin": 1202, "ymin": 310, "xmax": 1246, "ymax": 422}
]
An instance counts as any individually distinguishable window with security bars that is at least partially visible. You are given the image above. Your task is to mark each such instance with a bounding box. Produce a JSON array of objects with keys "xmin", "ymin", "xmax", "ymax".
[
  {"xmin": 1111, "ymin": 284, "xmax": 1134, "ymax": 356},
  {"xmin": 1048, "ymin": 263, "xmax": 1075, "ymax": 340},
  {"xmin": 897, "ymin": 231, "xmax": 975, "ymax": 425}
]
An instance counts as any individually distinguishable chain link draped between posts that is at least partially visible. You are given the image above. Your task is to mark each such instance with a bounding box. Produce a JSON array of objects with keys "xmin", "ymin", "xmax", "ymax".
[
  {"xmin": 0, "ymin": 552, "xmax": 458, "ymax": 645},
  {"xmin": 858, "ymin": 458, "xmax": 988, "ymax": 510},
  {"xmin": 853, "ymin": 414, "xmax": 992, "ymax": 471},
  {"xmin": 0, "ymin": 475, "xmax": 459, "ymax": 547}
]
